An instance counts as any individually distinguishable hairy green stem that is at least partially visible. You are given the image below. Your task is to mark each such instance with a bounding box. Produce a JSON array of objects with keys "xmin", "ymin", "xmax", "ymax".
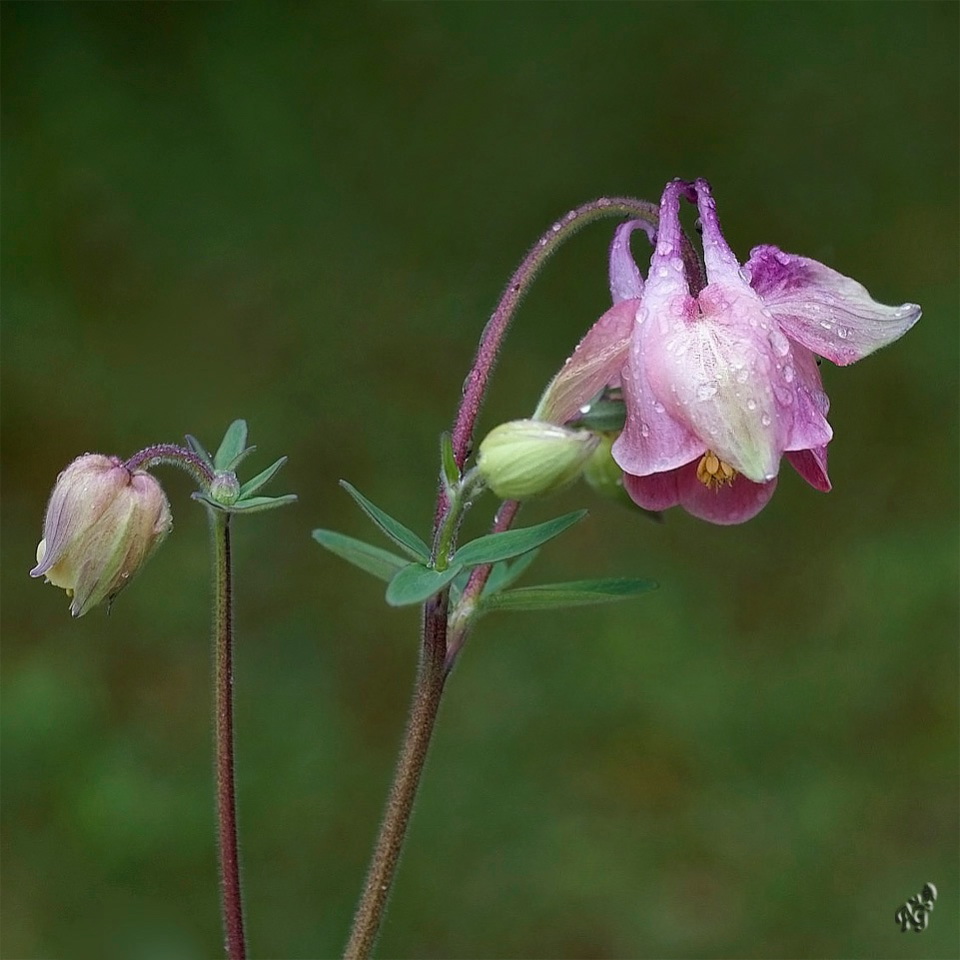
[
  {"xmin": 211, "ymin": 511, "xmax": 246, "ymax": 960},
  {"xmin": 343, "ymin": 594, "xmax": 448, "ymax": 960},
  {"xmin": 345, "ymin": 196, "xmax": 678, "ymax": 958},
  {"xmin": 125, "ymin": 443, "xmax": 215, "ymax": 487}
]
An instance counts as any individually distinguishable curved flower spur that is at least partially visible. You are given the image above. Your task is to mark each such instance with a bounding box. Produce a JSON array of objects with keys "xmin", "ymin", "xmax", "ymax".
[{"xmin": 537, "ymin": 178, "xmax": 921, "ymax": 523}]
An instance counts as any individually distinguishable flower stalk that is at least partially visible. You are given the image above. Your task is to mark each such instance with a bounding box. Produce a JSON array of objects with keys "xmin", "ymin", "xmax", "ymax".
[
  {"xmin": 210, "ymin": 510, "xmax": 246, "ymax": 960},
  {"xmin": 345, "ymin": 198, "xmax": 667, "ymax": 958}
]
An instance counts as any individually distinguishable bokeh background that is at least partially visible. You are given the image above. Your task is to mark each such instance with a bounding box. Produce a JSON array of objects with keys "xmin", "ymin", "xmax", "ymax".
[{"xmin": 2, "ymin": 3, "xmax": 957, "ymax": 959}]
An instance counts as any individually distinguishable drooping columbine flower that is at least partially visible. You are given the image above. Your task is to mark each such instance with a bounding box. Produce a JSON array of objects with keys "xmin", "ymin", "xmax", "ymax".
[
  {"xmin": 536, "ymin": 178, "xmax": 920, "ymax": 524},
  {"xmin": 477, "ymin": 419, "xmax": 599, "ymax": 499},
  {"xmin": 30, "ymin": 454, "xmax": 172, "ymax": 616}
]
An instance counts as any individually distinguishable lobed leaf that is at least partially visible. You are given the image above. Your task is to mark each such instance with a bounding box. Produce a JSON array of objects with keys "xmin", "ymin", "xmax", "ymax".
[
  {"xmin": 452, "ymin": 511, "xmax": 586, "ymax": 567},
  {"xmin": 312, "ymin": 529, "xmax": 408, "ymax": 582},
  {"xmin": 385, "ymin": 562, "xmax": 463, "ymax": 607},
  {"xmin": 239, "ymin": 456, "xmax": 288, "ymax": 499},
  {"xmin": 214, "ymin": 419, "xmax": 249, "ymax": 471},
  {"xmin": 481, "ymin": 578, "xmax": 657, "ymax": 612},
  {"xmin": 340, "ymin": 481, "xmax": 430, "ymax": 561}
]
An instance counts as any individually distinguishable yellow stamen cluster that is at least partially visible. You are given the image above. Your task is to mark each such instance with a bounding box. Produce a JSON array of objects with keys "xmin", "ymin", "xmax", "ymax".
[{"xmin": 696, "ymin": 451, "xmax": 737, "ymax": 489}]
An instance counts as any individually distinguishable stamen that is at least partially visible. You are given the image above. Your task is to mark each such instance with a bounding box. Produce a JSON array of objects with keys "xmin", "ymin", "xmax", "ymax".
[{"xmin": 696, "ymin": 450, "xmax": 738, "ymax": 489}]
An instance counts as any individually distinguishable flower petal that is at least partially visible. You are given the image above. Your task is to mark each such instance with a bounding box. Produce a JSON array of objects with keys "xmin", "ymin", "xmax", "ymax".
[
  {"xmin": 744, "ymin": 245, "xmax": 921, "ymax": 366},
  {"xmin": 534, "ymin": 299, "xmax": 637, "ymax": 425},
  {"xmin": 784, "ymin": 342, "xmax": 833, "ymax": 453},
  {"xmin": 786, "ymin": 447, "xmax": 831, "ymax": 492},
  {"xmin": 609, "ymin": 219, "xmax": 655, "ymax": 303},
  {"xmin": 612, "ymin": 181, "xmax": 707, "ymax": 477},
  {"xmin": 641, "ymin": 277, "xmax": 792, "ymax": 483},
  {"xmin": 30, "ymin": 455, "xmax": 127, "ymax": 577},
  {"xmin": 613, "ymin": 309, "xmax": 706, "ymax": 477},
  {"xmin": 622, "ymin": 469, "xmax": 682, "ymax": 511},
  {"xmin": 693, "ymin": 178, "xmax": 743, "ymax": 284},
  {"xmin": 675, "ymin": 461, "xmax": 778, "ymax": 524}
]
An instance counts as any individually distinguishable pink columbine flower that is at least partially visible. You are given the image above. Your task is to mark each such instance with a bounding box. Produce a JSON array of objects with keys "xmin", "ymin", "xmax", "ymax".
[
  {"xmin": 30, "ymin": 454, "xmax": 172, "ymax": 615},
  {"xmin": 536, "ymin": 178, "xmax": 920, "ymax": 524}
]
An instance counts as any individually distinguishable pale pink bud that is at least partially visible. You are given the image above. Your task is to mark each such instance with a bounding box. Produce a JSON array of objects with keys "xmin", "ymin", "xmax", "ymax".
[{"xmin": 30, "ymin": 454, "xmax": 172, "ymax": 616}]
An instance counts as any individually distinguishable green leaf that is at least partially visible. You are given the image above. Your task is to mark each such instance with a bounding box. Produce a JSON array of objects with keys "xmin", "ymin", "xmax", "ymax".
[
  {"xmin": 440, "ymin": 432, "xmax": 460, "ymax": 488},
  {"xmin": 225, "ymin": 494, "xmax": 298, "ymax": 513},
  {"xmin": 185, "ymin": 434, "xmax": 214, "ymax": 469},
  {"xmin": 482, "ymin": 548, "xmax": 541, "ymax": 596},
  {"xmin": 452, "ymin": 510, "xmax": 587, "ymax": 567},
  {"xmin": 214, "ymin": 420, "xmax": 249, "ymax": 470},
  {"xmin": 239, "ymin": 456, "xmax": 288, "ymax": 498},
  {"xmin": 223, "ymin": 445, "xmax": 258, "ymax": 472},
  {"xmin": 385, "ymin": 562, "xmax": 463, "ymax": 607},
  {"xmin": 312, "ymin": 529, "xmax": 408, "ymax": 582},
  {"xmin": 340, "ymin": 480, "xmax": 430, "ymax": 561},
  {"xmin": 482, "ymin": 578, "xmax": 657, "ymax": 612}
]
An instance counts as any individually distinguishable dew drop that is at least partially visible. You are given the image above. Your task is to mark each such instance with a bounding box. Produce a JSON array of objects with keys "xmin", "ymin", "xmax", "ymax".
[
  {"xmin": 746, "ymin": 398, "xmax": 757, "ymax": 410},
  {"xmin": 760, "ymin": 414, "xmax": 772, "ymax": 427},
  {"xmin": 837, "ymin": 326, "xmax": 850, "ymax": 339},
  {"xmin": 783, "ymin": 365, "xmax": 795, "ymax": 383},
  {"xmin": 640, "ymin": 422, "xmax": 650, "ymax": 437},
  {"xmin": 696, "ymin": 381, "xmax": 719, "ymax": 401},
  {"xmin": 653, "ymin": 401, "xmax": 665, "ymax": 413},
  {"xmin": 768, "ymin": 328, "xmax": 791, "ymax": 357}
]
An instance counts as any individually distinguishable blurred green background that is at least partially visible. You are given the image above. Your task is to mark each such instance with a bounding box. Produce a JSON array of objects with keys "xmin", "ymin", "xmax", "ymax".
[{"xmin": 2, "ymin": 3, "xmax": 957, "ymax": 958}]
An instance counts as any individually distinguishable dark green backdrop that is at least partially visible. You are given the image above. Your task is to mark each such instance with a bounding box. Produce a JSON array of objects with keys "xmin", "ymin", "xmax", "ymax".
[{"xmin": 2, "ymin": 3, "xmax": 957, "ymax": 958}]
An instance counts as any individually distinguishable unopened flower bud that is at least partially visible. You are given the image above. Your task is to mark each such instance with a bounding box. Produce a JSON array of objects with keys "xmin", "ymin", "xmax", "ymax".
[
  {"xmin": 476, "ymin": 420, "xmax": 599, "ymax": 499},
  {"xmin": 30, "ymin": 454, "xmax": 173, "ymax": 616},
  {"xmin": 583, "ymin": 433, "xmax": 626, "ymax": 500},
  {"xmin": 584, "ymin": 433, "xmax": 663, "ymax": 519},
  {"xmin": 209, "ymin": 471, "xmax": 241, "ymax": 506}
]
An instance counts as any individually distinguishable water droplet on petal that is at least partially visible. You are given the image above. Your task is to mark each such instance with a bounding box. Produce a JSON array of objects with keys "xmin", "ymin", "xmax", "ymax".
[
  {"xmin": 746, "ymin": 398, "xmax": 757, "ymax": 410},
  {"xmin": 696, "ymin": 381, "xmax": 719, "ymax": 401},
  {"xmin": 768, "ymin": 328, "xmax": 791, "ymax": 357},
  {"xmin": 837, "ymin": 326, "xmax": 850, "ymax": 339},
  {"xmin": 783, "ymin": 365, "xmax": 794, "ymax": 383},
  {"xmin": 760, "ymin": 414, "xmax": 772, "ymax": 427},
  {"xmin": 640, "ymin": 422, "xmax": 650, "ymax": 437},
  {"xmin": 653, "ymin": 401, "xmax": 665, "ymax": 413}
]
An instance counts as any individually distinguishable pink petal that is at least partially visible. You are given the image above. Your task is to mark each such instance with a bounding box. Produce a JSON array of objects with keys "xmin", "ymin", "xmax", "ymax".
[
  {"xmin": 693, "ymin": 178, "xmax": 742, "ymax": 284},
  {"xmin": 534, "ymin": 299, "xmax": 636, "ymax": 425},
  {"xmin": 744, "ymin": 245, "xmax": 921, "ymax": 366},
  {"xmin": 609, "ymin": 219, "xmax": 655, "ymax": 303},
  {"xmin": 675, "ymin": 461, "xmax": 779, "ymax": 524},
  {"xmin": 786, "ymin": 447, "xmax": 831, "ymax": 492},
  {"xmin": 612, "ymin": 180, "xmax": 706, "ymax": 477},
  {"xmin": 641, "ymin": 277, "xmax": 791, "ymax": 482},
  {"xmin": 612, "ymin": 307, "xmax": 706, "ymax": 477},
  {"xmin": 622, "ymin": 469, "xmax": 682, "ymax": 511},
  {"xmin": 783, "ymin": 342, "xmax": 833, "ymax": 453}
]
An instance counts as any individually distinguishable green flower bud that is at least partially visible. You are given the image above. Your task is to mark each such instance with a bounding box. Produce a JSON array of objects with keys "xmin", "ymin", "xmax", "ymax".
[
  {"xmin": 30, "ymin": 454, "xmax": 172, "ymax": 616},
  {"xmin": 583, "ymin": 433, "xmax": 626, "ymax": 500},
  {"xmin": 476, "ymin": 420, "xmax": 599, "ymax": 500},
  {"xmin": 584, "ymin": 433, "xmax": 663, "ymax": 520},
  {"xmin": 210, "ymin": 471, "xmax": 241, "ymax": 506}
]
